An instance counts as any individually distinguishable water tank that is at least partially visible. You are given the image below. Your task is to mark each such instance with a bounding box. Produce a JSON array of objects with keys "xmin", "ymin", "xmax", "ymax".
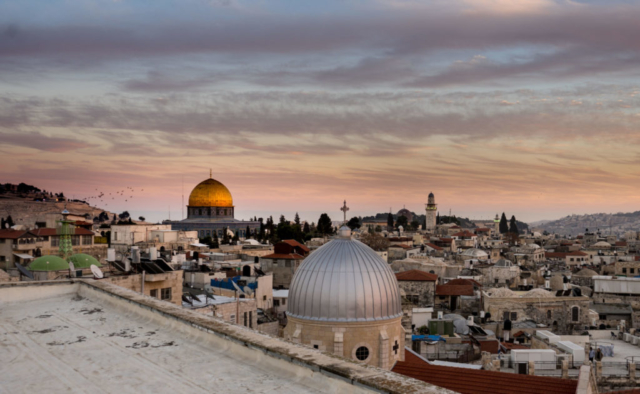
[
  {"xmin": 107, "ymin": 248, "xmax": 116, "ymax": 262},
  {"xmin": 131, "ymin": 246, "xmax": 140, "ymax": 264},
  {"xmin": 149, "ymin": 247, "xmax": 157, "ymax": 260}
]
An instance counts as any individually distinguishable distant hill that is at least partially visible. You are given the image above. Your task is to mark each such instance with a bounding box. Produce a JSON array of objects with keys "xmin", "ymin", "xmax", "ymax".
[{"xmin": 533, "ymin": 211, "xmax": 640, "ymax": 236}]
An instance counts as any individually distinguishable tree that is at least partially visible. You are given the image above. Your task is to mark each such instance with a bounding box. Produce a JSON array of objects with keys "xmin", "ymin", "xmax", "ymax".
[
  {"xmin": 0, "ymin": 218, "xmax": 5, "ymax": 229},
  {"xmin": 222, "ymin": 228, "xmax": 230, "ymax": 245},
  {"xmin": 375, "ymin": 225, "xmax": 382, "ymax": 232},
  {"xmin": 499, "ymin": 212, "xmax": 509, "ymax": 234},
  {"xmin": 436, "ymin": 212, "xmax": 440, "ymax": 225},
  {"xmin": 294, "ymin": 212, "xmax": 300, "ymax": 226},
  {"xmin": 246, "ymin": 226, "xmax": 251, "ymax": 239},
  {"xmin": 410, "ymin": 220, "xmax": 420, "ymax": 230},
  {"xmin": 317, "ymin": 213, "xmax": 333, "ymax": 235},
  {"xmin": 258, "ymin": 218, "xmax": 265, "ymax": 240},
  {"xmin": 212, "ymin": 232, "xmax": 219, "ymax": 248},
  {"xmin": 303, "ymin": 222, "xmax": 310, "ymax": 234},
  {"xmin": 279, "ymin": 215, "xmax": 286, "ymax": 225},
  {"xmin": 509, "ymin": 215, "xmax": 519, "ymax": 234},
  {"xmin": 346, "ymin": 217, "xmax": 361, "ymax": 230},
  {"xmin": 232, "ymin": 231, "xmax": 240, "ymax": 243},
  {"xmin": 112, "ymin": 214, "xmax": 117, "ymax": 223},
  {"xmin": 387, "ymin": 213, "xmax": 394, "ymax": 230},
  {"xmin": 396, "ymin": 215, "xmax": 408, "ymax": 229},
  {"xmin": 119, "ymin": 211, "xmax": 130, "ymax": 220},
  {"xmin": 138, "ymin": 216, "xmax": 145, "ymax": 222},
  {"xmin": 360, "ymin": 232, "xmax": 390, "ymax": 251},
  {"xmin": 6, "ymin": 215, "xmax": 14, "ymax": 228}
]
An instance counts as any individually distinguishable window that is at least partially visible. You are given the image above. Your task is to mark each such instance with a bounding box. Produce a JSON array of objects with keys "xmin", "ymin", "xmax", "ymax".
[
  {"xmin": 547, "ymin": 310, "xmax": 552, "ymax": 319},
  {"xmin": 82, "ymin": 235, "xmax": 92, "ymax": 245},
  {"xmin": 161, "ymin": 288, "xmax": 172, "ymax": 301},
  {"xmin": 313, "ymin": 345, "xmax": 319, "ymax": 349},
  {"xmin": 631, "ymin": 268, "xmax": 635, "ymax": 274},
  {"xmin": 274, "ymin": 299, "xmax": 280, "ymax": 307},
  {"xmin": 51, "ymin": 237, "xmax": 60, "ymax": 247},
  {"xmin": 282, "ymin": 299, "xmax": 286, "ymax": 306},
  {"xmin": 249, "ymin": 311, "xmax": 252, "ymax": 329},
  {"xmin": 623, "ymin": 268, "xmax": 627, "ymax": 273},
  {"xmin": 510, "ymin": 312, "xmax": 517, "ymax": 321},
  {"xmin": 355, "ymin": 346, "xmax": 370, "ymax": 361},
  {"xmin": 263, "ymin": 295, "xmax": 267, "ymax": 301},
  {"xmin": 244, "ymin": 312, "xmax": 248, "ymax": 327},
  {"xmin": 150, "ymin": 289, "xmax": 158, "ymax": 298},
  {"xmin": 229, "ymin": 314, "xmax": 236, "ymax": 323},
  {"xmin": 503, "ymin": 311, "xmax": 510, "ymax": 321},
  {"xmin": 113, "ymin": 232, "xmax": 118, "ymax": 241},
  {"xmin": 572, "ymin": 306, "xmax": 579, "ymax": 322}
]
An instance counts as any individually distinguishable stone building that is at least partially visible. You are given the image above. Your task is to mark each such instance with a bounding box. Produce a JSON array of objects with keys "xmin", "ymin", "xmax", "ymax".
[
  {"xmin": 482, "ymin": 289, "xmax": 591, "ymax": 334},
  {"xmin": 425, "ymin": 192, "xmax": 437, "ymax": 231},
  {"xmin": 395, "ymin": 270, "xmax": 437, "ymax": 307},
  {"xmin": 168, "ymin": 173, "xmax": 260, "ymax": 239},
  {"xmin": 260, "ymin": 240, "xmax": 310, "ymax": 289},
  {"xmin": 0, "ymin": 227, "xmax": 105, "ymax": 274},
  {"xmin": 103, "ymin": 269, "xmax": 184, "ymax": 305},
  {"xmin": 570, "ymin": 268, "xmax": 598, "ymax": 287},
  {"xmin": 284, "ymin": 226, "xmax": 404, "ymax": 370},
  {"xmin": 615, "ymin": 260, "xmax": 640, "ymax": 277}
]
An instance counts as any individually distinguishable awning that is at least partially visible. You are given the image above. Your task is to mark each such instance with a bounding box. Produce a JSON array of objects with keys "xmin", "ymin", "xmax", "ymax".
[{"xmin": 13, "ymin": 253, "xmax": 34, "ymax": 260}]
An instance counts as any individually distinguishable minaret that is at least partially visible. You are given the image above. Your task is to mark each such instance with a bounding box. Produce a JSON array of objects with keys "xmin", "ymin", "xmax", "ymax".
[
  {"xmin": 493, "ymin": 213, "xmax": 500, "ymax": 235},
  {"xmin": 425, "ymin": 192, "xmax": 437, "ymax": 231},
  {"xmin": 57, "ymin": 208, "xmax": 75, "ymax": 260}
]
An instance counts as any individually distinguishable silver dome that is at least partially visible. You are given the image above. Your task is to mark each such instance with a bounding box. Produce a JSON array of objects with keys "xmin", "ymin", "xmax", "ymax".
[{"xmin": 287, "ymin": 234, "xmax": 402, "ymax": 322}]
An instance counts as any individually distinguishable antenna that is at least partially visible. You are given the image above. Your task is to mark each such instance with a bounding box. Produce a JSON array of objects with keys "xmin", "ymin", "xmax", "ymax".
[{"xmin": 182, "ymin": 176, "xmax": 184, "ymax": 220}]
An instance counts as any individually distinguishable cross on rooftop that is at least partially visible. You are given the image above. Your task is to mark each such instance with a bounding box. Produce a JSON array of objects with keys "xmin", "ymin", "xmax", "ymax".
[{"xmin": 340, "ymin": 200, "xmax": 349, "ymax": 223}]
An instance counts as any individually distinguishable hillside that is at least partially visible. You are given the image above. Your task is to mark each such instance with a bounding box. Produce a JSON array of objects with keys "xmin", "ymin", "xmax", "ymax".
[{"xmin": 533, "ymin": 211, "xmax": 640, "ymax": 236}]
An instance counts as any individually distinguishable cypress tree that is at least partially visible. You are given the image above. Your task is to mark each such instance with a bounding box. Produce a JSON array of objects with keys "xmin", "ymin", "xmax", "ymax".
[
  {"xmin": 509, "ymin": 215, "xmax": 519, "ymax": 234},
  {"xmin": 6, "ymin": 215, "xmax": 14, "ymax": 227},
  {"xmin": 246, "ymin": 226, "xmax": 251, "ymax": 239},
  {"xmin": 499, "ymin": 212, "xmax": 509, "ymax": 234},
  {"xmin": 387, "ymin": 213, "xmax": 394, "ymax": 230},
  {"xmin": 294, "ymin": 212, "xmax": 300, "ymax": 226},
  {"xmin": 303, "ymin": 222, "xmax": 310, "ymax": 234}
]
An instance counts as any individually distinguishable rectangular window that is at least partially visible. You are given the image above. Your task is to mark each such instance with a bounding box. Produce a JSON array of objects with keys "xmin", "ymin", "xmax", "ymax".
[
  {"xmin": 263, "ymin": 295, "xmax": 266, "ymax": 301},
  {"xmin": 510, "ymin": 312, "xmax": 517, "ymax": 321},
  {"xmin": 150, "ymin": 289, "xmax": 158, "ymax": 298},
  {"xmin": 244, "ymin": 312, "xmax": 247, "ymax": 327},
  {"xmin": 249, "ymin": 311, "xmax": 252, "ymax": 329},
  {"xmin": 51, "ymin": 237, "xmax": 60, "ymax": 247},
  {"xmin": 229, "ymin": 314, "xmax": 236, "ymax": 323},
  {"xmin": 631, "ymin": 268, "xmax": 635, "ymax": 274},
  {"xmin": 82, "ymin": 235, "xmax": 92, "ymax": 245},
  {"xmin": 113, "ymin": 232, "xmax": 118, "ymax": 241},
  {"xmin": 623, "ymin": 268, "xmax": 627, "ymax": 273},
  {"xmin": 282, "ymin": 299, "xmax": 286, "ymax": 306},
  {"xmin": 161, "ymin": 287, "xmax": 172, "ymax": 301},
  {"xmin": 274, "ymin": 299, "xmax": 280, "ymax": 307},
  {"xmin": 503, "ymin": 311, "xmax": 510, "ymax": 321}
]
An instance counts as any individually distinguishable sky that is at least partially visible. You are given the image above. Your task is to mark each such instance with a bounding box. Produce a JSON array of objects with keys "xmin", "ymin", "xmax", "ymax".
[{"xmin": 1, "ymin": 0, "xmax": 640, "ymax": 224}]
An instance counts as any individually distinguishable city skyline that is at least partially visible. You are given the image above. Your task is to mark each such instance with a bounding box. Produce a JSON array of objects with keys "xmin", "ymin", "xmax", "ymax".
[{"xmin": 2, "ymin": 0, "xmax": 640, "ymax": 223}]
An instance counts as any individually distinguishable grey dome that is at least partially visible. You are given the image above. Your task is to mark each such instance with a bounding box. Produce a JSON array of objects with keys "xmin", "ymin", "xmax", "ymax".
[{"xmin": 287, "ymin": 236, "xmax": 402, "ymax": 322}]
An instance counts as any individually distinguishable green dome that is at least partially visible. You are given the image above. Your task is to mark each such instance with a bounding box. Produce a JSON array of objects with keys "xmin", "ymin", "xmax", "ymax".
[
  {"xmin": 29, "ymin": 255, "xmax": 69, "ymax": 271},
  {"xmin": 69, "ymin": 253, "xmax": 101, "ymax": 269}
]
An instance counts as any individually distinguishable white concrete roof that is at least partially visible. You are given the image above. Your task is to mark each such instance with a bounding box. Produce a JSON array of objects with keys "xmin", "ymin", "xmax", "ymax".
[
  {"xmin": 0, "ymin": 282, "xmax": 438, "ymax": 393},
  {"xmin": 272, "ymin": 289, "xmax": 289, "ymax": 298}
]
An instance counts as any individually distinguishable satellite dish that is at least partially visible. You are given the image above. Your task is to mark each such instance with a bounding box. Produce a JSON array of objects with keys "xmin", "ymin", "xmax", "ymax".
[
  {"xmin": 231, "ymin": 280, "xmax": 244, "ymax": 294},
  {"xmin": 90, "ymin": 264, "xmax": 104, "ymax": 279},
  {"xmin": 16, "ymin": 263, "xmax": 34, "ymax": 280}
]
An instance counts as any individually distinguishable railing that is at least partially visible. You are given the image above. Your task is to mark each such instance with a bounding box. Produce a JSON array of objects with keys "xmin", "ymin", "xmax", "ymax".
[{"xmin": 601, "ymin": 361, "xmax": 630, "ymax": 376}]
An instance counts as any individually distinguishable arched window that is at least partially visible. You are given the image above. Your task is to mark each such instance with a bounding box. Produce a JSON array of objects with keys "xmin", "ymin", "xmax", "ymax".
[{"xmin": 571, "ymin": 306, "xmax": 580, "ymax": 322}]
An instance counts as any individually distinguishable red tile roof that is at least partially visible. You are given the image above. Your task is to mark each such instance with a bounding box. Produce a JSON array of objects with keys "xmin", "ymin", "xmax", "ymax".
[
  {"xmin": 453, "ymin": 231, "xmax": 476, "ymax": 238},
  {"xmin": 479, "ymin": 340, "xmax": 500, "ymax": 354},
  {"xmin": 545, "ymin": 252, "xmax": 567, "ymax": 259},
  {"xmin": 261, "ymin": 253, "xmax": 305, "ymax": 260},
  {"xmin": 566, "ymin": 251, "xmax": 588, "ymax": 256},
  {"xmin": 475, "ymin": 228, "xmax": 491, "ymax": 232},
  {"xmin": 281, "ymin": 239, "xmax": 310, "ymax": 253},
  {"xmin": 390, "ymin": 244, "xmax": 417, "ymax": 250},
  {"xmin": 395, "ymin": 270, "xmax": 438, "ymax": 282},
  {"xmin": 615, "ymin": 241, "xmax": 628, "ymax": 247},
  {"xmin": 436, "ymin": 284, "xmax": 474, "ymax": 296},
  {"xmin": 500, "ymin": 341, "xmax": 529, "ymax": 350},
  {"xmin": 425, "ymin": 243, "xmax": 443, "ymax": 251},
  {"xmin": 446, "ymin": 278, "xmax": 482, "ymax": 287},
  {"xmin": 0, "ymin": 229, "xmax": 28, "ymax": 239},
  {"xmin": 392, "ymin": 349, "xmax": 578, "ymax": 394},
  {"xmin": 439, "ymin": 238, "xmax": 453, "ymax": 244}
]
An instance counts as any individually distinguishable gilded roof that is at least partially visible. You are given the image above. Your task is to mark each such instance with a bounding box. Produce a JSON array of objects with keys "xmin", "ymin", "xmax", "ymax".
[{"xmin": 188, "ymin": 177, "xmax": 233, "ymax": 207}]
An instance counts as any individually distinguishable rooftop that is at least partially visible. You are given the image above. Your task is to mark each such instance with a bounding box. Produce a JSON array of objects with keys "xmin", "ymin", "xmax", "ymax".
[
  {"xmin": 0, "ymin": 280, "xmax": 438, "ymax": 394},
  {"xmin": 395, "ymin": 270, "xmax": 438, "ymax": 282}
]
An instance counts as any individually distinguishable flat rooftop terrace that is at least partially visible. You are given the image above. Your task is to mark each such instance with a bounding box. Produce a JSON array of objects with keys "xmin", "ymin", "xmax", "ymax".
[{"xmin": 0, "ymin": 280, "xmax": 443, "ymax": 394}]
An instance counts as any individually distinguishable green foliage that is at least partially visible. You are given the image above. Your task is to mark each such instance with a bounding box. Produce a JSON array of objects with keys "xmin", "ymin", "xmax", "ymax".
[
  {"xmin": 347, "ymin": 216, "xmax": 361, "ymax": 230},
  {"xmin": 499, "ymin": 212, "xmax": 509, "ymax": 234},
  {"xmin": 317, "ymin": 213, "xmax": 333, "ymax": 235},
  {"xmin": 303, "ymin": 222, "xmax": 310, "ymax": 234},
  {"xmin": 294, "ymin": 212, "xmax": 300, "ymax": 226},
  {"xmin": 395, "ymin": 215, "xmax": 408, "ymax": 229},
  {"xmin": 387, "ymin": 212, "xmax": 394, "ymax": 230},
  {"xmin": 509, "ymin": 215, "xmax": 519, "ymax": 234}
]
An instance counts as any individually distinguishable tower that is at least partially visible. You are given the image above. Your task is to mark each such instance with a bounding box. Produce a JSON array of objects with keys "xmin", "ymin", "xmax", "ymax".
[
  {"xmin": 425, "ymin": 192, "xmax": 437, "ymax": 231},
  {"xmin": 493, "ymin": 213, "xmax": 500, "ymax": 235},
  {"xmin": 57, "ymin": 209, "xmax": 75, "ymax": 260}
]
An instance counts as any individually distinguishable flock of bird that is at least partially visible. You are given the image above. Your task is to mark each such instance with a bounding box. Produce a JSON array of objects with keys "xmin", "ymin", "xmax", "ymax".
[{"xmin": 79, "ymin": 186, "xmax": 145, "ymax": 208}]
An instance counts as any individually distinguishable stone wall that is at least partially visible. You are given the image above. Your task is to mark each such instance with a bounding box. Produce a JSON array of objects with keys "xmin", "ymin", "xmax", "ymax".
[
  {"xmin": 283, "ymin": 315, "xmax": 405, "ymax": 370},
  {"xmin": 398, "ymin": 280, "xmax": 435, "ymax": 307},
  {"xmin": 484, "ymin": 296, "xmax": 591, "ymax": 334},
  {"xmin": 257, "ymin": 321, "xmax": 280, "ymax": 337},
  {"xmin": 103, "ymin": 270, "xmax": 183, "ymax": 305}
]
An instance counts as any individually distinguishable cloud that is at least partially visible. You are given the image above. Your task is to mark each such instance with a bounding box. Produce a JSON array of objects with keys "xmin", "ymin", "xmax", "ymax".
[{"xmin": 0, "ymin": 131, "xmax": 94, "ymax": 152}]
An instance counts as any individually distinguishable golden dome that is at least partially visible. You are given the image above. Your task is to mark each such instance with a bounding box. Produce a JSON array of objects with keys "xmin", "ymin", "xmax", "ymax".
[{"xmin": 188, "ymin": 177, "xmax": 234, "ymax": 207}]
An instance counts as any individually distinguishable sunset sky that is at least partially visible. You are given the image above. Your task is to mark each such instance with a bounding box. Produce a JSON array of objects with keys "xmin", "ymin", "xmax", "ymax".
[{"xmin": 1, "ymin": 0, "xmax": 640, "ymax": 224}]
